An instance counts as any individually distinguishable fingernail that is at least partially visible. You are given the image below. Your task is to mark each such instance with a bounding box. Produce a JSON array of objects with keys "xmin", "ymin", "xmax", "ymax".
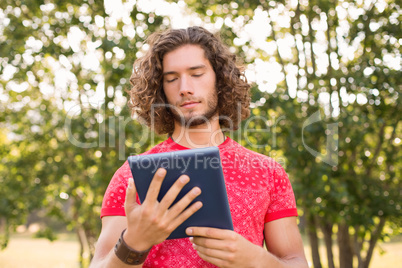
[
  {"xmin": 180, "ymin": 175, "xmax": 189, "ymax": 183},
  {"xmin": 127, "ymin": 178, "xmax": 132, "ymax": 188},
  {"xmin": 157, "ymin": 168, "xmax": 165, "ymax": 176},
  {"xmin": 192, "ymin": 187, "xmax": 201, "ymax": 195},
  {"xmin": 186, "ymin": 228, "xmax": 193, "ymax": 235}
]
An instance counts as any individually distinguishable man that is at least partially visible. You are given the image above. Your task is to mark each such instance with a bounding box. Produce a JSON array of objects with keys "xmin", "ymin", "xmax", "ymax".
[{"xmin": 90, "ymin": 26, "xmax": 308, "ymax": 267}]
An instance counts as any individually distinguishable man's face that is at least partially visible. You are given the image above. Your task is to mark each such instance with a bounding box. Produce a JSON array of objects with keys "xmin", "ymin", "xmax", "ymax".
[{"xmin": 162, "ymin": 44, "xmax": 218, "ymax": 127}]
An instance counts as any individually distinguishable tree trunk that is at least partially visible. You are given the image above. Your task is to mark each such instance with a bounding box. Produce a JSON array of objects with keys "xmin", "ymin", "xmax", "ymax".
[
  {"xmin": 85, "ymin": 226, "xmax": 96, "ymax": 260},
  {"xmin": 321, "ymin": 221, "xmax": 335, "ymax": 268},
  {"xmin": 306, "ymin": 212, "xmax": 322, "ymax": 268},
  {"xmin": 76, "ymin": 227, "xmax": 85, "ymax": 267},
  {"xmin": 337, "ymin": 222, "xmax": 354, "ymax": 268},
  {"xmin": 362, "ymin": 217, "xmax": 386, "ymax": 268},
  {"xmin": 0, "ymin": 217, "xmax": 9, "ymax": 250},
  {"xmin": 77, "ymin": 225, "xmax": 91, "ymax": 267},
  {"xmin": 353, "ymin": 226, "xmax": 363, "ymax": 268}
]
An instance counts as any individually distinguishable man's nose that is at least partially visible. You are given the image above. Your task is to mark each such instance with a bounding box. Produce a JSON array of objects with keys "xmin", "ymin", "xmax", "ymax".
[{"xmin": 179, "ymin": 76, "xmax": 194, "ymax": 96}]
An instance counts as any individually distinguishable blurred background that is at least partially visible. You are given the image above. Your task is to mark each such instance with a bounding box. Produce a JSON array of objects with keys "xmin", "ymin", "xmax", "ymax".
[{"xmin": 0, "ymin": 0, "xmax": 400, "ymax": 267}]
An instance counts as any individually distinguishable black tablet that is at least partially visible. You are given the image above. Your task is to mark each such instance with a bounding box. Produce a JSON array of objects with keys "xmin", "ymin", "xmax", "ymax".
[{"xmin": 127, "ymin": 146, "xmax": 233, "ymax": 240}]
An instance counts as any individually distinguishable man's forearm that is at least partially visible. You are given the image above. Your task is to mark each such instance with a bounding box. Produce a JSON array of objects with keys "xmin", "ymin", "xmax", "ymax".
[
  {"xmin": 90, "ymin": 249, "xmax": 144, "ymax": 268},
  {"xmin": 255, "ymin": 247, "xmax": 308, "ymax": 268}
]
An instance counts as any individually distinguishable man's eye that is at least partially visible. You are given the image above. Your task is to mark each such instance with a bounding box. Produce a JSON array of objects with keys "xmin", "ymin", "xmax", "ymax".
[
  {"xmin": 192, "ymin": 73, "xmax": 204, "ymax": 77},
  {"xmin": 166, "ymin": 78, "xmax": 177, "ymax": 83}
]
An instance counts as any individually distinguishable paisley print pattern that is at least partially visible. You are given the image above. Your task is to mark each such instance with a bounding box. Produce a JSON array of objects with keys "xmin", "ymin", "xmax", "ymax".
[{"xmin": 101, "ymin": 137, "xmax": 298, "ymax": 267}]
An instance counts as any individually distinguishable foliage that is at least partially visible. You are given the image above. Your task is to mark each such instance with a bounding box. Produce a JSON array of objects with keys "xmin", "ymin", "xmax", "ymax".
[
  {"xmin": 183, "ymin": 0, "xmax": 401, "ymax": 267},
  {"xmin": 0, "ymin": 0, "xmax": 400, "ymax": 267},
  {"xmin": 0, "ymin": 0, "xmax": 165, "ymax": 264}
]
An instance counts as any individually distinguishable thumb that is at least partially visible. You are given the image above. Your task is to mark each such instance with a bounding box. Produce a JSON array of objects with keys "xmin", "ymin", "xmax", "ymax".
[{"xmin": 125, "ymin": 178, "xmax": 139, "ymax": 211}]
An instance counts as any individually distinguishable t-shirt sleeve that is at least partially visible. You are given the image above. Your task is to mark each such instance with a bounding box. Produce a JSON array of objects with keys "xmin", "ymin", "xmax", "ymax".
[
  {"xmin": 264, "ymin": 162, "xmax": 298, "ymax": 222},
  {"xmin": 100, "ymin": 161, "xmax": 132, "ymax": 218}
]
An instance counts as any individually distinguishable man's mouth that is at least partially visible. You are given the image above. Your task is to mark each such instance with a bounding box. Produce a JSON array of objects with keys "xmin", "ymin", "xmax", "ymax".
[{"xmin": 180, "ymin": 101, "xmax": 200, "ymax": 108}]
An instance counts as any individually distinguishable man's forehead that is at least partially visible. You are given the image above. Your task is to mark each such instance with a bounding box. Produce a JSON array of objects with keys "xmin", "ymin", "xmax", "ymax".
[{"xmin": 162, "ymin": 45, "xmax": 211, "ymax": 73}]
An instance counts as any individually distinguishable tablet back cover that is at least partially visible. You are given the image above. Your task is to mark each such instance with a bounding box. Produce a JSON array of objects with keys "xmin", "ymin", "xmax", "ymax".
[{"xmin": 128, "ymin": 146, "xmax": 233, "ymax": 240}]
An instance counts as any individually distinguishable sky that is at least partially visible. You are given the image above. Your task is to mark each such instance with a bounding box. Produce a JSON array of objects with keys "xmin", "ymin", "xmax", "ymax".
[{"xmin": 1, "ymin": 0, "xmax": 400, "ymax": 120}]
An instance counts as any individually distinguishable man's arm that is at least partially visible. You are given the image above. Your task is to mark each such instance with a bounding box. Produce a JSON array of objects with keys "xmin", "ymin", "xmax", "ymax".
[
  {"xmin": 90, "ymin": 216, "xmax": 136, "ymax": 268},
  {"xmin": 262, "ymin": 216, "xmax": 308, "ymax": 267},
  {"xmin": 188, "ymin": 216, "xmax": 308, "ymax": 268},
  {"xmin": 90, "ymin": 168, "xmax": 202, "ymax": 267}
]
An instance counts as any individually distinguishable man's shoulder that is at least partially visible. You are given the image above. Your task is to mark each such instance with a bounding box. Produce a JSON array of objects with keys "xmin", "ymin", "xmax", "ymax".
[{"xmin": 141, "ymin": 139, "xmax": 176, "ymax": 155}]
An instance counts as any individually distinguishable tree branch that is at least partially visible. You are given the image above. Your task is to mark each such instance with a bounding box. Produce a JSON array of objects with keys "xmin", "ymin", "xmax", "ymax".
[
  {"xmin": 266, "ymin": 10, "xmax": 290, "ymax": 96},
  {"xmin": 363, "ymin": 217, "xmax": 386, "ymax": 268}
]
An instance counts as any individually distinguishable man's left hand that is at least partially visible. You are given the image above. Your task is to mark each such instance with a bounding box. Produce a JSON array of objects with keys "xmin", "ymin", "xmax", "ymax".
[{"xmin": 186, "ymin": 227, "xmax": 263, "ymax": 268}]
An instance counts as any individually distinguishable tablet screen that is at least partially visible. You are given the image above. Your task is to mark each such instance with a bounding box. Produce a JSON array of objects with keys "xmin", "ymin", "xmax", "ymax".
[{"xmin": 128, "ymin": 146, "xmax": 233, "ymax": 240}]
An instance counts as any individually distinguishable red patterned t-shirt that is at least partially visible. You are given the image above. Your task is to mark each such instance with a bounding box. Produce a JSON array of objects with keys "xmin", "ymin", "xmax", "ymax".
[{"xmin": 101, "ymin": 137, "xmax": 298, "ymax": 267}]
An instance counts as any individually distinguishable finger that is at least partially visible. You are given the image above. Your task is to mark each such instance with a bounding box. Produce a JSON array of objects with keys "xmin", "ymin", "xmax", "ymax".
[
  {"xmin": 168, "ymin": 186, "xmax": 202, "ymax": 217},
  {"xmin": 192, "ymin": 242, "xmax": 230, "ymax": 261},
  {"xmin": 144, "ymin": 168, "xmax": 166, "ymax": 204},
  {"xmin": 170, "ymin": 200, "xmax": 203, "ymax": 230},
  {"xmin": 186, "ymin": 227, "xmax": 233, "ymax": 240},
  {"xmin": 159, "ymin": 174, "xmax": 190, "ymax": 211},
  {"xmin": 125, "ymin": 177, "xmax": 138, "ymax": 211},
  {"xmin": 195, "ymin": 249, "xmax": 226, "ymax": 267},
  {"xmin": 190, "ymin": 236, "xmax": 229, "ymax": 251}
]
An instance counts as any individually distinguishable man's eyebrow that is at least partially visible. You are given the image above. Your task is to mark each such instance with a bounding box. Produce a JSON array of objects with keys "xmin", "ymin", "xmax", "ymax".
[
  {"xmin": 188, "ymin": 64, "xmax": 206, "ymax": 70},
  {"xmin": 163, "ymin": 65, "xmax": 206, "ymax": 76}
]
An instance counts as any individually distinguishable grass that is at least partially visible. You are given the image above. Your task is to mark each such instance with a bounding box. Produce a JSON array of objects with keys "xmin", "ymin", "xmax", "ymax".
[
  {"xmin": 0, "ymin": 233, "xmax": 80, "ymax": 268},
  {"xmin": 303, "ymin": 236, "xmax": 402, "ymax": 268},
  {"xmin": 366, "ymin": 238, "xmax": 402, "ymax": 268},
  {"xmin": 0, "ymin": 233, "xmax": 401, "ymax": 267}
]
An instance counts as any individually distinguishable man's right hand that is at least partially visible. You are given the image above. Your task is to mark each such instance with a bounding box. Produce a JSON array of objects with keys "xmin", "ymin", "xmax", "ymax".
[{"xmin": 123, "ymin": 168, "xmax": 203, "ymax": 251}]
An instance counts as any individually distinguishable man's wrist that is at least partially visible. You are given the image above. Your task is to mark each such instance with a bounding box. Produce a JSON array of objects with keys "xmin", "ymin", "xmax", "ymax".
[
  {"xmin": 123, "ymin": 229, "xmax": 153, "ymax": 252},
  {"xmin": 114, "ymin": 229, "xmax": 151, "ymax": 265},
  {"xmin": 252, "ymin": 245, "xmax": 272, "ymax": 268}
]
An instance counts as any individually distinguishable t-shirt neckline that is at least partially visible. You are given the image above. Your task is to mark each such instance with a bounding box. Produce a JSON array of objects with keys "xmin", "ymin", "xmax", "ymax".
[{"xmin": 167, "ymin": 136, "xmax": 231, "ymax": 150}]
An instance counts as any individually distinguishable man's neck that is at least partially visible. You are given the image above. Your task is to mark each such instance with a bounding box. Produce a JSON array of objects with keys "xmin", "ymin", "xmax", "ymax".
[{"xmin": 170, "ymin": 117, "xmax": 225, "ymax": 149}]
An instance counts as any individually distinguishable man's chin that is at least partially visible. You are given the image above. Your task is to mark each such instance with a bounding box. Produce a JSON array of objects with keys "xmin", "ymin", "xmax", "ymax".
[
  {"xmin": 174, "ymin": 117, "xmax": 209, "ymax": 127},
  {"xmin": 173, "ymin": 113, "xmax": 219, "ymax": 128}
]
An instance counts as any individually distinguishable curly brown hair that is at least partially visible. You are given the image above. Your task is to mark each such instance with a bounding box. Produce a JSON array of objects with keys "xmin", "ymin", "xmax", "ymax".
[{"xmin": 127, "ymin": 26, "xmax": 251, "ymax": 135}]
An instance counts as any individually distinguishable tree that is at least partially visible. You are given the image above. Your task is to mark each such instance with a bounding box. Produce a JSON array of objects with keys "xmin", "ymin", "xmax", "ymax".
[
  {"xmin": 0, "ymin": 0, "xmax": 167, "ymax": 265},
  {"xmin": 1, "ymin": 0, "xmax": 400, "ymax": 267},
  {"xmin": 184, "ymin": 0, "xmax": 401, "ymax": 267}
]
